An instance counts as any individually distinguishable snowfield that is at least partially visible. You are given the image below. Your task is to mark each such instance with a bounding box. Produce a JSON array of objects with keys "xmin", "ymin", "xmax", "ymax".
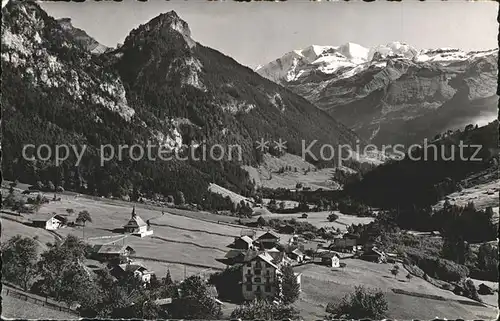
[{"xmin": 256, "ymin": 41, "xmax": 498, "ymax": 84}]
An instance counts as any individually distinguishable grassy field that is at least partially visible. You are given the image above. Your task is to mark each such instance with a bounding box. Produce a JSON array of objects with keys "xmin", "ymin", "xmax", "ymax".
[
  {"xmin": 2, "ymin": 185, "xmax": 497, "ymax": 319},
  {"xmin": 1, "ymin": 214, "xmax": 59, "ymax": 251},
  {"xmin": 243, "ymin": 153, "xmax": 341, "ymax": 190},
  {"xmin": 15, "ymin": 192, "xmax": 293, "ymax": 272},
  {"xmin": 294, "ymin": 260, "xmax": 498, "ymax": 320},
  {"xmin": 262, "ymin": 210, "xmax": 374, "ymax": 231},
  {"xmin": 433, "ymin": 179, "xmax": 499, "ymax": 214},
  {"xmin": 1, "ymin": 290, "xmax": 78, "ymax": 320}
]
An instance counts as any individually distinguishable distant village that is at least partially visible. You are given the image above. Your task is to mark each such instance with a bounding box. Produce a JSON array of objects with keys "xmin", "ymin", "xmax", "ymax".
[{"xmin": 25, "ymin": 202, "xmax": 394, "ymax": 304}]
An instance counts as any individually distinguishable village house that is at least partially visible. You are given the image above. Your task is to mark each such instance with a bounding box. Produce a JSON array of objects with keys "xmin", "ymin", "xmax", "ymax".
[
  {"xmin": 256, "ymin": 230, "xmax": 280, "ymax": 249},
  {"xmin": 216, "ymin": 231, "xmax": 301, "ymax": 301},
  {"xmin": 266, "ymin": 247, "xmax": 292, "ymax": 266},
  {"xmin": 92, "ymin": 244, "xmax": 136, "ymax": 263},
  {"xmin": 317, "ymin": 251, "xmax": 340, "ymax": 267},
  {"xmin": 110, "ymin": 261, "xmax": 154, "ymax": 283},
  {"xmin": 278, "ymin": 224, "xmax": 296, "ymax": 234},
  {"xmin": 227, "ymin": 235, "xmax": 256, "ymax": 251},
  {"xmin": 287, "ymin": 248, "xmax": 305, "ymax": 263},
  {"xmin": 360, "ymin": 246, "xmax": 387, "ymax": 263},
  {"xmin": 329, "ymin": 237, "xmax": 357, "ymax": 253},
  {"xmin": 123, "ymin": 206, "xmax": 153, "ymax": 237},
  {"xmin": 31, "ymin": 213, "xmax": 65, "ymax": 230}
]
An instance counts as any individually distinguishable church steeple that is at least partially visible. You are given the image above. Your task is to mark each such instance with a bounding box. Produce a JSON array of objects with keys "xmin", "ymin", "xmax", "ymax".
[{"xmin": 132, "ymin": 205, "xmax": 136, "ymax": 218}]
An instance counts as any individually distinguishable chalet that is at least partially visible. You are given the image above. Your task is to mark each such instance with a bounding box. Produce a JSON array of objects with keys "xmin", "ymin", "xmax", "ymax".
[
  {"xmin": 92, "ymin": 244, "xmax": 136, "ymax": 263},
  {"xmin": 31, "ymin": 213, "xmax": 65, "ymax": 230},
  {"xmin": 266, "ymin": 248, "xmax": 292, "ymax": 266},
  {"xmin": 110, "ymin": 261, "xmax": 154, "ymax": 283},
  {"xmin": 238, "ymin": 218, "xmax": 261, "ymax": 228},
  {"xmin": 257, "ymin": 231, "xmax": 280, "ymax": 249},
  {"xmin": 287, "ymin": 248, "xmax": 305, "ymax": 263},
  {"xmin": 300, "ymin": 213, "xmax": 308, "ymax": 219},
  {"xmin": 123, "ymin": 206, "xmax": 153, "ymax": 237},
  {"xmin": 329, "ymin": 238, "xmax": 357, "ymax": 253},
  {"xmin": 360, "ymin": 247, "xmax": 386, "ymax": 263},
  {"xmin": 227, "ymin": 236, "xmax": 256, "ymax": 251},
  {"xmin": 318, "ymin": 251, "xmax": 340, "ymax": 268},
  {"xmin": 278, "ymin": 224, "xmax": 295, "ymax": 234},
  {"xmin": 216, "ymin": 250, "xmax": 246, "ymax": 266}
]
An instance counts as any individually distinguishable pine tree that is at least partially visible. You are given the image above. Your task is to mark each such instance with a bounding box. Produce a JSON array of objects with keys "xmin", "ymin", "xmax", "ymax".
[{"xmin": 280, "ymin": 266, "xmax": 300, "ymax": 304}]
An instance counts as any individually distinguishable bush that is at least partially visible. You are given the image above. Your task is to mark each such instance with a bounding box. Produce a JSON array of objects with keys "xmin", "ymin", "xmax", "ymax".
[
  {"xmin": 327, "ymin": 213, "xmax": 339, "ymax": 222},
  {"xmin": 302, "ymin": 231, "xmax": 316, "ymax": 240},
  {"xmin": 406, "ymin": 251, "xmax": 469, "ymax": 282},
  {"xmin": 326, "ymin": 286, "xmax": 388, "ymax": 319},
  {"xmin": 462, "ymin": 279, "xmax": 481, "ymax": 302},
  {"xmin": 208, "ymin": 266, "xmax": 243, "ymax": 303}
]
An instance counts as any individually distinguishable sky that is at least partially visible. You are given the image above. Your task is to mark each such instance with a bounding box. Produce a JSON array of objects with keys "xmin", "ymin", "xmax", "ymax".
[{"xmin": 39, "ymin": 0, "xmax": 499, "ymax": 68}]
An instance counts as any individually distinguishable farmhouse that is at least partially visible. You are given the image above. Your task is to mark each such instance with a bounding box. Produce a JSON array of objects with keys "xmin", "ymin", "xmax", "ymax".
[
  {"xmin": 92, "ymin": 244, "xmax": 136, "ymax": 263},
  {"xmin": 123, "ymin": 206, "xmax": 153, "ymax": 237},
  {"xmin": 287, "ymin": 248, "xmax": 305, "ymax": 263},
  {"xmin": 256, "ymin": 231, "xmax": 280, "ymax": 249},
  {"xmin": 360, "ymin": 247, "xmax": 387, "ymax": 263},
  {"xmin": 329, "ymin": 237, "xmax": 357, "ymax": 253},
  {"xmin": 266, "ymin": 248, "xmax": 292, "ymax": 266},
  {"xmin": 318, "ymin": 251, "xmax": 340, "ymax": 267},
  {"xmin": 278, "ymin": 224, "xmax": 296, "ymax": 234},
  {"xmin": 110, "ymin": 261, "xmax": 154, "ymax": 283},
  {"xmin": 31, "ymin": 213, "xmax": 65, "ymax": 230},
  {"xmin": 227, "ymin": 235, "xmax": 256, "ymax": 251}
]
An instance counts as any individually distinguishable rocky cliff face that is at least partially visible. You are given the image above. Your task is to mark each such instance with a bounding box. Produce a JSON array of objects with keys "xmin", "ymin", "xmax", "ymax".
[
  {"xmin": 57, "ymin": 18, "xmax": 109, "ymax": 54},
  {"xmin": 258, "ymin": 43, "xmax": 498, "ymax": 146},
  {"xmin": 1, "ymin": 1, "xmax": 365, "ymax": 201}
]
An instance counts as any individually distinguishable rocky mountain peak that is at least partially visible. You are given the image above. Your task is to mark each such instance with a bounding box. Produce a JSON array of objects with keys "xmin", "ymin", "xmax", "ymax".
[
  {"xmin": 56, "ymin": 17, "xmax": 109, "ymax": 54},
  {"xmin": 126, "ymin": 10, "xmax": 195, "ymax": 49}
]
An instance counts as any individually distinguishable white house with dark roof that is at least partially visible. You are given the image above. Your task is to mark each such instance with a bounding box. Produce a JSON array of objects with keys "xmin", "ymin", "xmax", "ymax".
[
  {"xmin": 123, "ymin": 206, "xmax": 153, "ymax": 237},
  {"xmin": 227, "ymin": 235, "xmax": 255, "ymax": 251},
  {"xmin": 288, "ymin": 248, "xmax": 305, "ymax": 263},
  {"xmin": 110, "ymin": 261, "xmax": 154, "ymax": 283},
  {"xmin": 31, "ymin": 213, "xmax": 65, "ymax": 230}
]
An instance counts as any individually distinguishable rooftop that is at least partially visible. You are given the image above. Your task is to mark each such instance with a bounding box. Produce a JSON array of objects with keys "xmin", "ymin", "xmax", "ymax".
[{"xmin": 31, "ymin": 213, "xmax": 64, "ymax": 222}]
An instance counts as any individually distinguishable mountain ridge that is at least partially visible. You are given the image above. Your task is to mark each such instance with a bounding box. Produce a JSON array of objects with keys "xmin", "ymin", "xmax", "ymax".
[
  {"xmin": 1, "ymin": 1, "xmax": 367, "ymax": 204},
  {"xmin": 257, "ymin": 42, "xmax": 498, "ymax": 146}
]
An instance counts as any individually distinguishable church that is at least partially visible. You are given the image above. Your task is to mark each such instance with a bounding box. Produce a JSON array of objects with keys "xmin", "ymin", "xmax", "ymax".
[{"xmin": 123, "ymin": 206, "xmax": 154, "ymax": 238}]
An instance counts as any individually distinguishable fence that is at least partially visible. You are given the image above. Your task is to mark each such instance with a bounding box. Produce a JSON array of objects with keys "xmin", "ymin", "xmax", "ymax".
[{"xmin": 2, "ymin": 284, "xmax": 79, "ymax": 316}]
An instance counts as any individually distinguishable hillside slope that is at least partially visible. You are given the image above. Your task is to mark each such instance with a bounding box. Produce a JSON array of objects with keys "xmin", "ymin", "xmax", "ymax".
[{"xmin": 345, "ymin": 120, "xmax": 499, "ymax": 209}]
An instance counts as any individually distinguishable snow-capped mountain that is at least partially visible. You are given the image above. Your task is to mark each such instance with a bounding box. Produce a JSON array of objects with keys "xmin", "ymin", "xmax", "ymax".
[
  {"xmin": 257, "ymin": 42, "xmax": 496, "ymax": 85},
  {"xmin": 257, "ymin": 42, "xmax": 498, "ymax": 146}
]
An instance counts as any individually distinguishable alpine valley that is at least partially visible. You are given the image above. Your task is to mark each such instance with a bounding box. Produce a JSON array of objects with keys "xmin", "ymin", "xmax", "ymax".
[
  {"xmin": 257, "ymin": 42, "xmax": 498, "ymax": 146},
  {"xmin": 1, "ymin": 1, "xmax": 366, "ymax": 203}
]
